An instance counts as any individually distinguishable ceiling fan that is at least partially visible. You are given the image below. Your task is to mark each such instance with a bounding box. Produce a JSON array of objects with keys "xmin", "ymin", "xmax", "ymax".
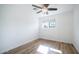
[{"xmin": 32, "ymin": 4, "xmax": 57, "ymax": 14}]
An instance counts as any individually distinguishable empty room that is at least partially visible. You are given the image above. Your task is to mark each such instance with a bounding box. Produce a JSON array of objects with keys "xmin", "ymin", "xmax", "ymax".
[{"xmin": 0, "ymin": 4, "xmax": 79, "ymax": 54}]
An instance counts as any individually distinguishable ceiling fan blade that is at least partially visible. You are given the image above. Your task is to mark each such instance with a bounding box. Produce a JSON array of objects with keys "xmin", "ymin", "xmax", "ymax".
[
  {"xmin": 37, "ymin": 10, "xmax": 42, "ymax": 13},
  {"xmin": 33, "ymin": 8, "xmax": 37, "ymax": 10},
  {"xmin": 32, "ymin": 4, "xmax": 42, "ymax": 9},
  {"xmin": 48, "ymin": 8, "xmax": 57, "ymax": 11}
]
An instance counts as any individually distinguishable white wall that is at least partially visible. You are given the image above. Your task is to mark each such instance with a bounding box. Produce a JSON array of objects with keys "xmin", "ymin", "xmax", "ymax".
[
  {"xmin": 73, "ymin": 5, "xmax": 79, "ymax": 52},
  {"xmin": 0, "ymin": 5, "xmax": 39, "ymax": 53},
  {"xmin": 39, "ymin": 11, "xmax": 73, "ymax": 43}
]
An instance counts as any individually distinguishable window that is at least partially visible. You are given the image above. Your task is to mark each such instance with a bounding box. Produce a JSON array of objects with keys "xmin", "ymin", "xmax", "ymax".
[{"xmin": 42, "ymin": 18, "xmax": 56, "ymax": 29}]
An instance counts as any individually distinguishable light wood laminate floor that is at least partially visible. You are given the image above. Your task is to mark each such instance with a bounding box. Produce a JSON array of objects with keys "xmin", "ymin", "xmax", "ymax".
[{"xmin": 4, "ymin": 38, "xmax": 78, "ymax": 54}]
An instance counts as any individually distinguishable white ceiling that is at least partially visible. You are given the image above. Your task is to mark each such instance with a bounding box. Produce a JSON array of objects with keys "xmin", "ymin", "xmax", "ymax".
[{"xmin": 32, "ymin": 4, "xmax": 74, "ymax": 17}]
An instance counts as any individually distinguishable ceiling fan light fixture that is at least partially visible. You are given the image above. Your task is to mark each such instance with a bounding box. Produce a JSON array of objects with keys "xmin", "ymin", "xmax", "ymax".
[{"xmin": 42, "ymin": 7, "xmax": 48, "ymax": 14}]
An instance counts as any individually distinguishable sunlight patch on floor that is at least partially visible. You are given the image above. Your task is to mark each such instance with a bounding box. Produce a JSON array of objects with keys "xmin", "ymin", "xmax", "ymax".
[
  {"xmin": 37, "ymin": 45, "xmax": 49, "ymax": 54},
  {"xmin": 50, "ymin": 48, "xmax": 62, "ymax": 53},
  {"xmin": 37, "ymin": 45, "xmax": 62, "ymax": 54}
]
